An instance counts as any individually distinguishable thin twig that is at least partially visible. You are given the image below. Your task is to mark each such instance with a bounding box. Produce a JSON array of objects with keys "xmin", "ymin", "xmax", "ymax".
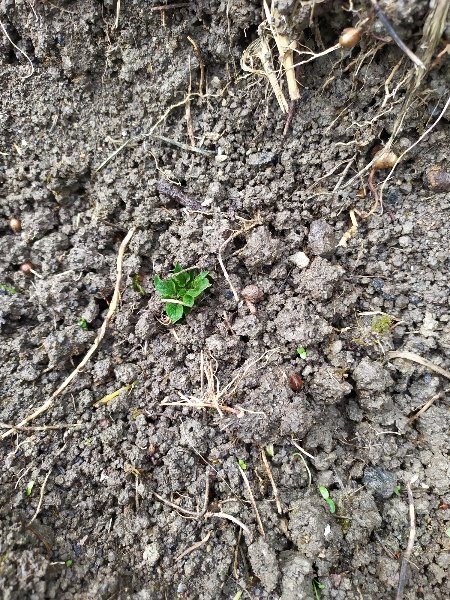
[
  {"xmin": 151, "ymin": 3, "xmax": 189, "ymax": 11},
  {"xmin": 0, "ymin": 422, "xmax": 83, "ymax": 432},
  {"xmin": 388, "ymin": 350, "xmax": 450, "ymax": 380},
  {"xmin": 152, "ymin": 491, "xmax": 201, "ymax": 517},
  {"xmin": 408, "ymin": 387, "xmax": 450, "ymax": 424},
  {"xmin": 187, "ymin": 36, "xmax": 205, "ymax": 96},
  {"xmin": 260, "ymin": 449, "xmax": 282, "ymax": 514},
  {"xmin": 152, "ymin": 134, "xmax": 215, "ymax": 157},
  {"xmin": 0, "ymin": 18, "xmax": 35, "ymax": 79},
  {"xmin": 396, "ymin": 475, "xmax": 418, "ymax": 600},
  {"xmin": 205, "ymin": 512, "xmax": 251, "ymax": 536},
  {"xmin": 370, "ymin": 0, "xmax": 425, "ymax": 70},
  {"xmin": 379, "ymin": 95, "xmax": 450, "ymax": 203},
  {"xmin": 238, "ymin": 464, "xmax": 265, "ymax": 537},
  {"xmin": 218, "ymin": 216, "xmax": 262, "ymax": 302},
  {"xmin": 27, "ymin": 470, "xmax": 52, "ymax": 526},
  {"xmin": 175, "ymin": 531, "xmax": 211, "ymax": 562},
  {"xmin": 0, "ymin": 227, "xmax": 136, "ymax": 440}
]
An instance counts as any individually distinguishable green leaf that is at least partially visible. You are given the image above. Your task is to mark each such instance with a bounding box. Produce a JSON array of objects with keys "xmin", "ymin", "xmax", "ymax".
[
  {"xmin": 0, "ymin": 283, "xmax": 17, "ymax": 295},
  {"xmin": 154, "ymin": 275, "xmax": 176, "ymax": 298},
  {"xmin": 165, "ymin": 302, "xmax": 184, "ymax": 323},
  {"xmin": 326, "ymin": 498, "xmax": 336, "ymax": 514},
  {"xmin": 265, "ymin": 444, "xmax": 274, "ymax": 458},
  {"xmin": 233, "ymin": 592, "xmax": 243, "ymax": 600},
  {"xmin": 296, "ymin": 346, "xmax": 307, "ymax": 359},
  {"xmin": 191, "ymin": 272, "xmax": 211, "ymax": 294},
  {"xmin": 25, "ymin": 480, "xmax": 35, "ymax": 497},
  {"xmin": 312, "ymin": 578, "xmax": 325, "ymax": 600},
  {"xmin": 394, "ymin": 484, "xmax": 401, "ymax": 496},
  {"xmin": 78, "ymin": 318, "xmax": 88, "ymax": 330},
  {"xmin": 319, "ymin": 486, "xmax": 330, "ymax": 500},
  {"xmin": 238, "ymin": 459, "xmax": 247, "ymax": 470},
  {"xmin": 65, "ymin": 559, "xmax": 73, "ymax": 568},
  {"xmin": 132, "ymin": 274, "xmax": 146, "ymax": 296},
  {"xmin": 181, "ymin": 294, "xmax": 195, "ymax": 308}
]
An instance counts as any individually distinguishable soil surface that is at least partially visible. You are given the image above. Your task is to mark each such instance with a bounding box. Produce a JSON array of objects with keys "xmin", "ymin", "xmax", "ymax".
[{"xmin": 1, "ymin": 1, "xmax": 449, "ymax": 599}]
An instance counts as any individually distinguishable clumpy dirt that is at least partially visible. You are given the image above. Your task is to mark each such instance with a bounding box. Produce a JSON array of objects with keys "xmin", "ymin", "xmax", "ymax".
[{"xmin": 1, "ymin": 1, "xmax": 449, "ymax": 599}]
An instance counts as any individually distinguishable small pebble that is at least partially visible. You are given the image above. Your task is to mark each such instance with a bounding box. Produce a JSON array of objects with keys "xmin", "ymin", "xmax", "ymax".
[
  {"xmin": 20, "ymin": 262, "xmax": 33, "ymax": 274},
  {"xmin": 308, "ymin": 220, "xmax": 336, "ymax": 257},
  {"xmin": 9, "ymin": 217, "xmax": 21, "ymax": 233},
  {"xmin": 424, "ymin": 164, "xmax": 450, "ymax": 192},
  {"xmin": 289, "ymin": 251, "xmax": 310, "ymax": 269},
  {"xmin": 363, "ymin": 466, "xmax": 397, "ymax": 499}
]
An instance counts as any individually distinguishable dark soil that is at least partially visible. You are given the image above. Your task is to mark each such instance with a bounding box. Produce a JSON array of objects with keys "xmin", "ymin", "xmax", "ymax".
[{"xmin": 1, "ymin": 1, "xmax": 449, "ymax": 599}]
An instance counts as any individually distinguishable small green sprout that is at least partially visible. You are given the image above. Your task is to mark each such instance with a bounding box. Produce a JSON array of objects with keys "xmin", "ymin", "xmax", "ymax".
[
  {"xmin": 25, "ymin": 480, "xmax": 35, "ymax": 497},
  {"xmin": 371, "ymin": 314, "xmax": 393, "ymax": 335},
  {"xmin": 65, "ymin": 559, "xmax": 73, "ymax": 568},
  {"xmin": 312, "ymin": 578, "xmax": 325, "ymax": 600},
  {"xmin": 319, "ymin": 486, "xmax": 336, "ymax": 514},
  {"xmin": 78, "ymin": 318, "xmax": 88, "ymax": 330},
  {"xmin": 238, "ymin": 459, "xmax": 247, "ymax": 470},
  {"xmin": 232, "ymin": 591, "xmax": 243, "ymax": 600},
  {"xmin": 394, "ymin": 484, "xmax": 401, "ymax": 496},
  {"xmin": 132, "ymin": 274, "xmax": 146, "ymax": 296},
  {"xmin": 153, "ymin": 264, "xmax": 211, "ymax": 323},
  {"xmin": 296, "ymin": 346, "xmax": 307, "ymax": 359},
  {"xmin": 0, "ymin": 283, "xmax": 17, "ymax": 295},
  {"xmin": 265, "ymin": 444, "xmax": 274, "ymax": 458}
]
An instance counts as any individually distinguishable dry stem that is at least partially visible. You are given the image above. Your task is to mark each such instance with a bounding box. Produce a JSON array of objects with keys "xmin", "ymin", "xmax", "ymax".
[
  {"xmin": 388, "ymin": 351, "xmax": 450, "ymax": 380},
  {"xmin": 238, "ymin": 464, "xmax": 265, "ymax": 537},
  {"xmin": 408, "ymin": 387, "xmax": 450, "ymax": 424},
  {"xmin": 260, "ymin": 449, "xmax": 282, "ymax": 514},
  {"xmin": 396, "ymin": 475, "xmax": 418, "ymax": 600},
  {"xmin": 218, "ymin": 215, "xmax": 262, "ymax": 302},
  {"xmin": 1, "ymin": 227, "xmax": 136, "ymax": 440}
]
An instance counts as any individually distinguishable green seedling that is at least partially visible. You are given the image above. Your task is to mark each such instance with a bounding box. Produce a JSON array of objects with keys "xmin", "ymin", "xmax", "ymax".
[
  {"xmin": 319, "ymin": 486, "xmax": 336, "ymax": 514},
  {"xmin": 233, "ymin": 591, "xmax": 243, "ymax": 600},
  {"xmin": 312, "ymin": 578, "xmax": 325, "ymax": 600},
  {"xmin": 238, "ymin": 459, "xmax": 247, "ymax": 470},
  {"xmin": 394, "ymin": 484, "xmax": 401, "ymax": 496},
  {"xmin": 132, "ymin": 273, "xmax": 146, "ymax": 296},
  {"xmin": 296, "ymin": 346, "xmax": 307, "ymax": 359},
  {"xmin": 154, "ymin": 264, "xmax": 211, "ymax": 323},
  {"xmin": 371, "ymin": 314, "xmax": 393, "ymax": 335},
  {"xmin": 25, "ymin": 480, "xmax": 35, "ymax": 497},
  {"xmin": 0, "ymin": 283, "xmax": 17, "ymax": 295},
  {"xmin": 78, "ymin": 318, "xmax": 88, "ymax": 330},
  {"xmin": 65, "ymin": 559, "xmax": 73, "ymax": 568},
  {"xmin": 265, "ymin": 444, "xmax": 274, "ymax": 458}
]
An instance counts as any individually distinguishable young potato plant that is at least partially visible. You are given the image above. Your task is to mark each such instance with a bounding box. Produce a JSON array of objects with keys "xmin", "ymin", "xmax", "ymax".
[{"xmin": 153, "ymin": 264, "xmax": 211, "ymax": 323}]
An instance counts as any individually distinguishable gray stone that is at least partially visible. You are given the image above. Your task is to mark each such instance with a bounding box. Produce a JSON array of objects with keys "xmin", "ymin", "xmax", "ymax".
[
  {"xmin": 289, "ymin": 251, "xmax": 310, "ymax": 268},
  {"xmin": 247, "ymin": 151, "xmax": 277, "ymax": 167},
  {"xmin": 363, "ymin": 467, "xmax": 397, "ymax": 499},
  {"xmin": 308, "ymin": 220, "xmax": 336, "ymax": 257}
]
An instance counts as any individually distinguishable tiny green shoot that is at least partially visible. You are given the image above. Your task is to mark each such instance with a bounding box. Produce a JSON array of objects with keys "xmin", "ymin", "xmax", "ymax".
[
  {"xmin": 25, "ymin": 480, "xmax": 35, "ymax": 497},
  {"xmin": 78, "ymin": 318, "xmax": 88, "ymax": 330},
  {"xmin": 153, "ymin": 264, "xmax": 211, "ymax": 323},
  {"xmin": 238, "ymin": 459, "xmax": 247, "ymax": 470},
  {"xmin": 296, "ymin": 346, "xmax": 307, "ymax": 359},
  {"xmin": 0, "ymin": 283, "xmax": 17, "ymax": 295},
  {"xmin": 232, "ymin": 591, "xmax": 243, "ymax": 600},
  {"xmin": 394, "ymin": 484, "xmax": 401, "ymax": 496},
  {"xmin": 371, "ymin": 314, "xmax": 393, "ymax": 335},
  {"xmin": 312, "ymin": 578, "xmax": 325, "ymax": 600},
  {"xmin": 65, "ymin": 559, "xmax": 73, "ymax": 568},
  {"xmin": 265, "ymin": 444, "xmax": 274, "ymax": 458},
  {"xmin": 132, "ymin": 274, "xmax": 146, "ymax": 296},
  {"xmin": 319, "ymin": 486, "xmax": 336, "ymax": 514}
]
